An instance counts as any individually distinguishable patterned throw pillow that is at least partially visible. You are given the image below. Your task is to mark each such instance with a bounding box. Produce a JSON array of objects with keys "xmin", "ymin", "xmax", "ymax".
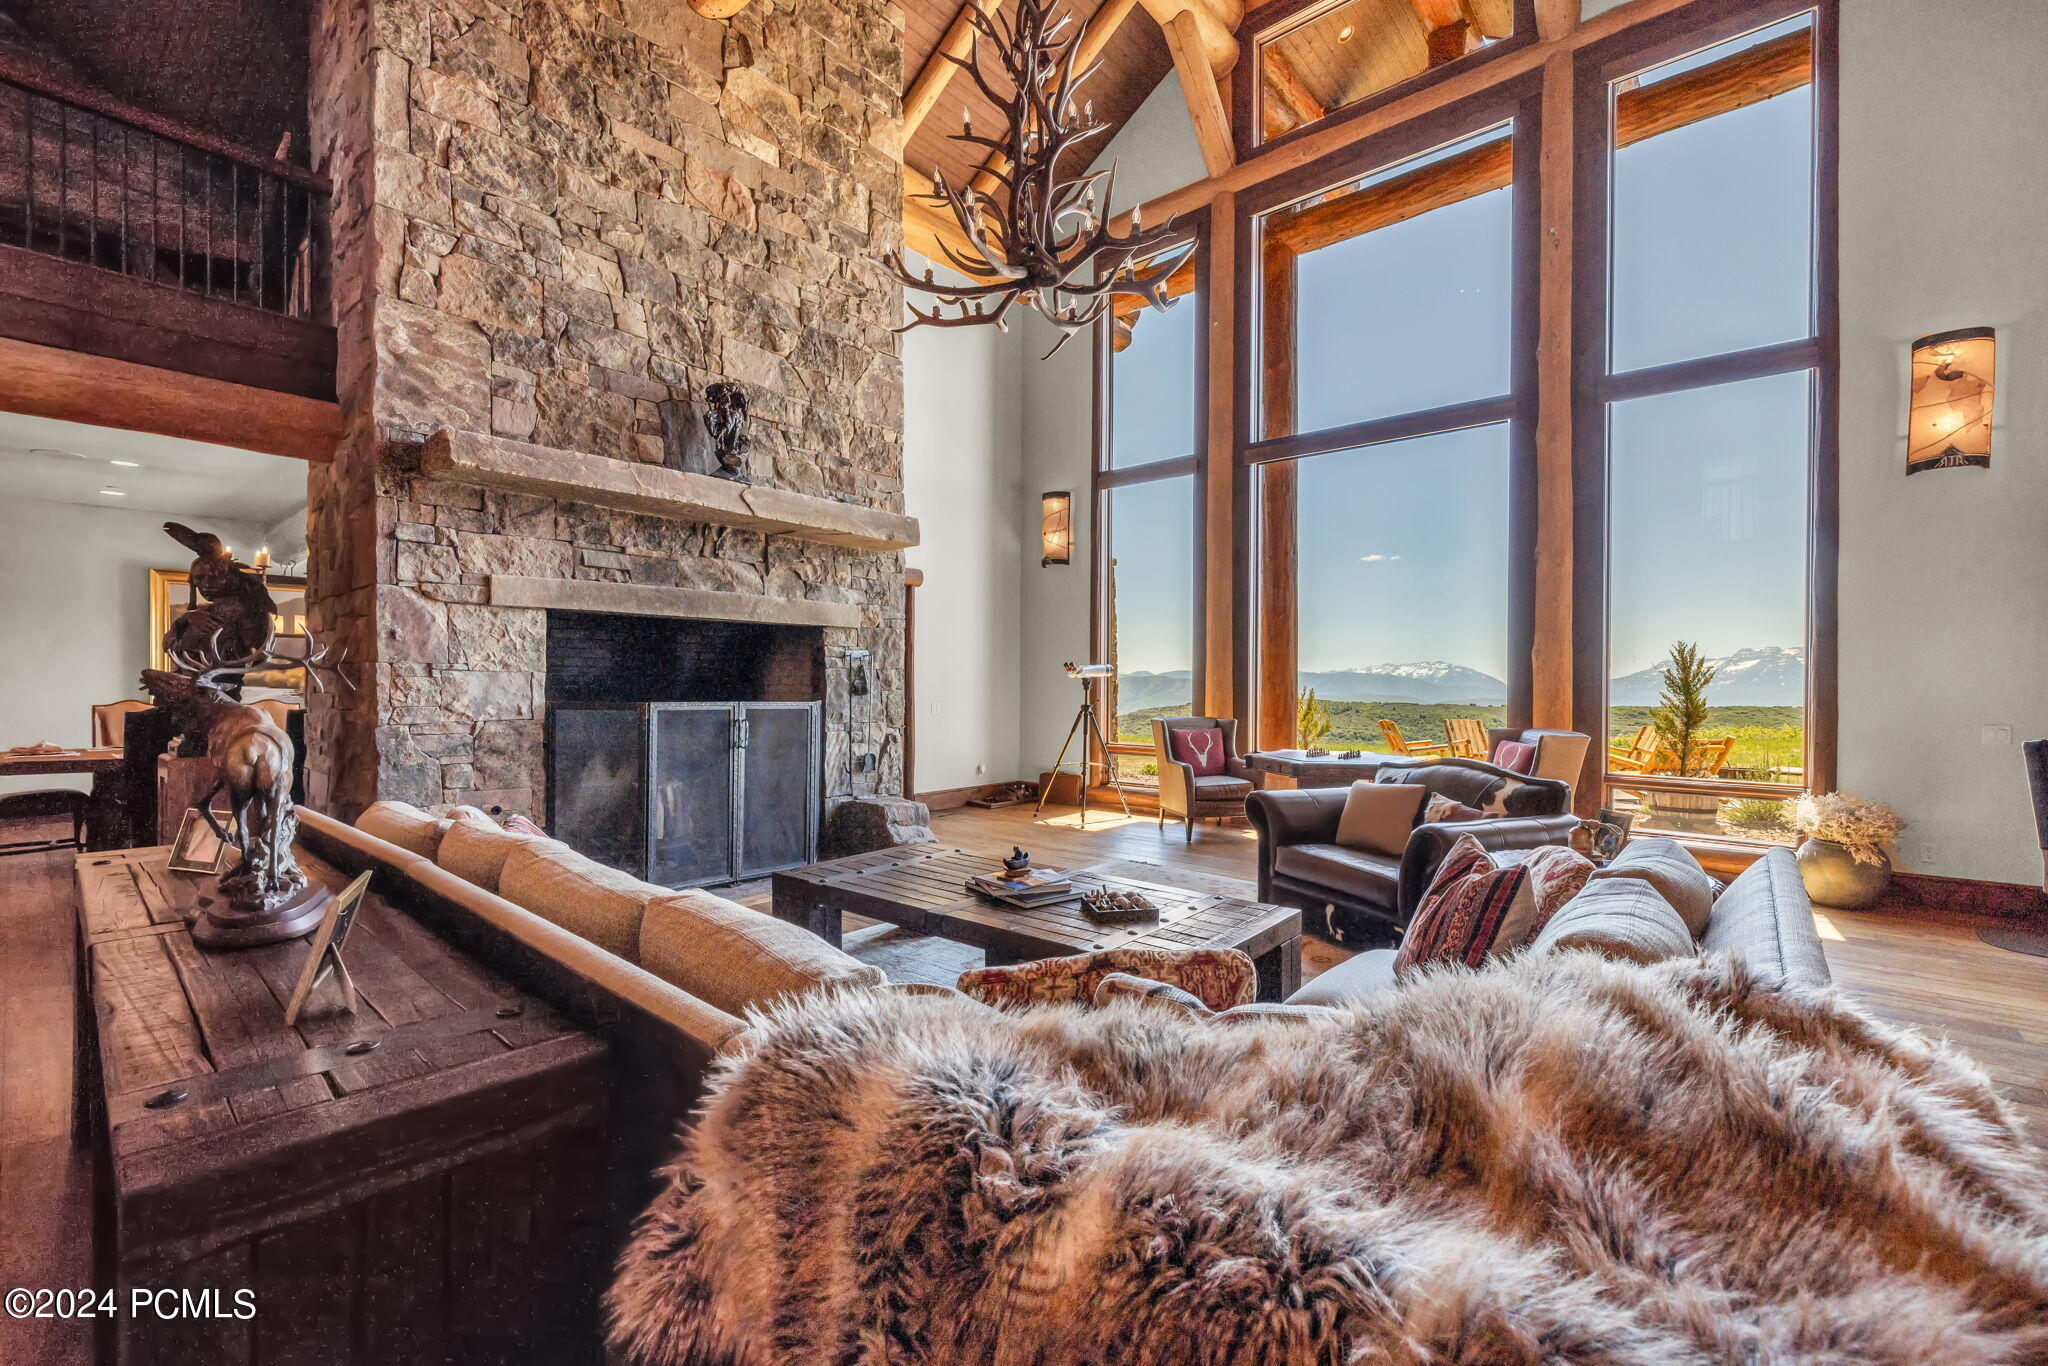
[
  {"xmin": 1166, "ymin": 726, "xmax": 1226, "ymax": 777},
  {"xmin": 1424, "ymin": 792, "xmax": 1486, "ymax": 825},
  {"xmin": 959, "ymin": 946, "xmax": 1256, "ymax": 1012},
  {"xmin": 1490, "ymin": 740, "xmax": 1537, "ymax": 774},
  {"xmin": 501, "ymin": 812, "xmax": 547, "ymax": 838},
  {"xmin": 1395, "ymin": 837, "xmax": 1592, "ymax": 976}
]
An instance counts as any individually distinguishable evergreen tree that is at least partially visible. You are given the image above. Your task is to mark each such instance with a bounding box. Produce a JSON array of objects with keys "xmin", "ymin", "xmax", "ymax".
[
  {"xmin": 1651, "ymin": 641, "xmax": 1716, "ymax": 776},
  {"xmin": 1296, "ymin": 688, "xmax": 1333, "ymax": 751}
]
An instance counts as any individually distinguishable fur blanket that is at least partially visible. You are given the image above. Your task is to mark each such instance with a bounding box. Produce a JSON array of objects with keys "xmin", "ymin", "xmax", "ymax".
[{"xmin": 608, "ymin": 951, "xmax": 2048, "ymax": 1365}]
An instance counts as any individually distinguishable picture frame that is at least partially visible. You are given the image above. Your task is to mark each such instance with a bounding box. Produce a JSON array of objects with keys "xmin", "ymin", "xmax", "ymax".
[
  {"xmin": 282, "ymin": 870, "xmax": 374, "ymax": 1029},
  {"xmin": 149, "ymin": 567, "xmax": 308, "ymax": 673},
  {"xmin": 166, "ymin": 807, "xmax": 235, "ymax": 875}
]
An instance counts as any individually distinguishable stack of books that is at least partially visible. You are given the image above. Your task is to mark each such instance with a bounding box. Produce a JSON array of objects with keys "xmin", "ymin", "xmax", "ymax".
[{"xmin": 966, "ymin": 867, "xmax": 1075, "ymax": 908}]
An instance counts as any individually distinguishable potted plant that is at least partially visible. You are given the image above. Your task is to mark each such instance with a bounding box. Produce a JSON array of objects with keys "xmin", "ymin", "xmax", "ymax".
[{"xmin": 1789, "ymin": 792, "xmax": 1903, "ymax": 908}]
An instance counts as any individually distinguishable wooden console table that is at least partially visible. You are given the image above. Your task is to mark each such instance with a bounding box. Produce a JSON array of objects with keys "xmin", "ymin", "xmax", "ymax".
[{"xmin": 74, "ymin": 845, "xmax": 612, "ymax": 1366}]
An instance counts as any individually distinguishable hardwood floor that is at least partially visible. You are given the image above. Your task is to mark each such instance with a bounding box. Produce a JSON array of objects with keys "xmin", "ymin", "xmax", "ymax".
[
  {"xmin": 2, "ymin": 805, "xmax": 2042, "ymax": 1360},
  {"xmin": 0, "ymin": 825, "xmax": 92, "ymax": 1366}
]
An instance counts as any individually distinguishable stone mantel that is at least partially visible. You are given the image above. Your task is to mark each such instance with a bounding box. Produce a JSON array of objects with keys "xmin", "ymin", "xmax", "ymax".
[
  {"xmin": 488, "ymin": 575, "xmax": 865, "ymax": 628},
  {"xmin": 421, "ymin": 429, "xmax": 920, "ymax": 554}
]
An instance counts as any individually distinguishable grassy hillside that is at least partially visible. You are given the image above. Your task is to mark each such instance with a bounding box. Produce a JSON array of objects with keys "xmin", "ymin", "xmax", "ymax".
[{"xmin": 1118, "ymin": 702, "xmax": 1805, "ymax": 780}]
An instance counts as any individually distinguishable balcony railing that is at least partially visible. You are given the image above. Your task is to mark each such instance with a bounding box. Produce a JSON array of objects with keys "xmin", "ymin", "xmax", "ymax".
[{"xmin": 0, "ymin": 68, "xmax": 327, "ymax": 321}]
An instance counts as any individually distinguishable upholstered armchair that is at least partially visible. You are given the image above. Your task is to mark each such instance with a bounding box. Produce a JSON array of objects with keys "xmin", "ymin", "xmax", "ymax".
[
  {"xmin": 1151, "ymin": 717, "xmax": 1254, "ymax": 843},
  {"xmin": 1246, "ymin": 758, "xmax": 1578, "ymax": 943},
  {"xmin": 1485, "ymin": 728, "xmax": 1594, "ymax": 790}
]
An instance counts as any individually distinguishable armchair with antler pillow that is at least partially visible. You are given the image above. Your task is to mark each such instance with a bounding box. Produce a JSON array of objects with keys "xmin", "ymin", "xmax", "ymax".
[{"xmin": 1150, "ymin": 716, "xmax": 1254, "ymax": 842}]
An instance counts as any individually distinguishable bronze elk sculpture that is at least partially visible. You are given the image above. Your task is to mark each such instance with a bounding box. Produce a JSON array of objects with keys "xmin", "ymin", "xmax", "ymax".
[{"xmin": 141, "ymin": 521, "xmax": 349, "ymax": 947}]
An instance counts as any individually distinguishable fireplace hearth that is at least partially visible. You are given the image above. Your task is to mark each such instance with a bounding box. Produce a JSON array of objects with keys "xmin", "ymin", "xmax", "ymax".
[{"xmin": 545, "ymin": 612, "xmax": 824, "ymax": 887}]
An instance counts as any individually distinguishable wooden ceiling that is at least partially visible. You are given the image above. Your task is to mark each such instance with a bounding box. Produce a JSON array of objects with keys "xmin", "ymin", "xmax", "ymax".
[
  {"xmin": 3, "ymin": 0, "xmax": 307, "ymax": 157},
  {"xmin": 901, "ymin": 0, "xmax": 1177, "ymax": 194}
]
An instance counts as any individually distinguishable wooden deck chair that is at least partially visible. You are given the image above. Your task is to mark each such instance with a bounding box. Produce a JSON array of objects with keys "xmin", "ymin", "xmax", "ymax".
[
  {"xmin": 1443, "ymin": 718, "xmax": 1488, "ymax": 760},
  {"xmin": 1657, "ymin": 735, "xmax": 1736, "ymax": 777},
  {"xmin": 1378, "ymin": 719, "xmax": 1458, "ymax": 758},
  {"xmin": 1608, "ymin": 725, "xmax": 1660, "ymax": 773}
]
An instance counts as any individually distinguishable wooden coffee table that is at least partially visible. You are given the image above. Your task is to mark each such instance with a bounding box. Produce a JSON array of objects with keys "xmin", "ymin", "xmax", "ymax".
[{"xmin": 772, "ymin": 846, "xmax": 1304, "ymax": 1002}]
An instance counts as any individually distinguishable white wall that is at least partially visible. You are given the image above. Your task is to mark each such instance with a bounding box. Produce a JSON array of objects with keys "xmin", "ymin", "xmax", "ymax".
[
  {"xmin": 901, "ymin": 251, "xmax": 1029, "ymax": 794},
  {"xmin": 1836, "ymin": 0, "xmax": 2048, "ymax": 882},
  {"xmin": 1091, "ymin": 69, "xmax": 1211, "ymax": 216},
  {"xmin": 0, "ymin": 499, "xmax": 267, "ymax": 794}
]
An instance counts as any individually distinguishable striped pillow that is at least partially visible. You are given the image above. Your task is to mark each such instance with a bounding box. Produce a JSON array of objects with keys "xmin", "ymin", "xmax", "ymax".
[{"xmin": 1396, "ymin": 835, "xmax": 1566, "ymax": 976}]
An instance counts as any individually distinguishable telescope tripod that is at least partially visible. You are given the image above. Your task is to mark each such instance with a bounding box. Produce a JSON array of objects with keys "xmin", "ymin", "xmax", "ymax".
[{"xmin": 1033, "ymin": 676, "xmax": 1132, "ymax": 827}]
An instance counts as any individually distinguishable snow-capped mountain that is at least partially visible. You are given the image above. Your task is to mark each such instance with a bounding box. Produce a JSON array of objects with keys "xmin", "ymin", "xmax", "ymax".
[
  {"xmin": 1608, "ymin": 646, "xmax": 1806, "ymax": 706},
  {"xmin": 1299, "ymin": 662, "xmax": 1509, "ymax": 705},
  {"xmin": 1114, "ymin": 662, "xmax": 1510, "ymax": 710}
]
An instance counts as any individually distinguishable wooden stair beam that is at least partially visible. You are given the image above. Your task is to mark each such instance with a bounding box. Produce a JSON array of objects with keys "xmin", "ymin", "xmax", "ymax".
[{"xmin": 903, "ymin": 0, "xmax": 1007, "ymax": 138}]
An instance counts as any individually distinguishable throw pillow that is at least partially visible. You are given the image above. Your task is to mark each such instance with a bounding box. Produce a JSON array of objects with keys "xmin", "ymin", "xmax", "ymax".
[
  {"xmin": 1394, "ymin": 834, "xmax": 1562, "ymax": 976},
  {"xmin": 1423, "ymin": 792, "xmax": 1486, "ymax": 825},
  {"xmin": 1092, "ymin": 972, "xmax": 1213, "ymax": 1020},
  {"xmin": 1490, "ymin": 740, "xmax": 1537, "ymax": 773},
  {"xmin": 1334, "ymin": 781, "xmax": 1427, "ymax": 857},
  {"xmin": 435, "ymin": 818, "xmax": 541, "ymax": 893},
  {"xmin": 639, "ymin": 889, "xmax": 886, "ymax": 1016},
  {"xmin": 355, "ymin": 800, "xmax": 449, "ymax": 861},
  {"xmin": 1167, "ymin": 726, "xmax": 1225, "ymax": 777},
  {"xmin": 958, "ymin": 947, "xmax": 1255, "ymax": 1012},
  {"xmin": 1530, "ymin": 876, "xmax": 1697, "ymax": 965},
  {"xmin": 501, "ymin": 812, "xmax": 547, "ymax": 838},
  {"xmin": 1589, "ymin": 836, "xmax": 1716, "ymax": 937},
  {"xmin": 1519, "ymin": 845, "xmax": 1596, "ymax": 940}
]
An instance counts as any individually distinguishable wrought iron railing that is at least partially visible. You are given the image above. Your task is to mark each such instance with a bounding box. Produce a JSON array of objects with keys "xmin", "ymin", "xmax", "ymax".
[{"xmin": 0, "ymin": 70, "xmax": 327, "ymax": 320}]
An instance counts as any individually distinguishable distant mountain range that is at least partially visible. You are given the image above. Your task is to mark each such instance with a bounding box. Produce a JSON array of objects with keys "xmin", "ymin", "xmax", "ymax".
[
  {"xmin": 1114, "ymin": 645, "xmax": 1805, "ymax": 713},
  {"xmin": 1607, "ymin": 645, "xmax": 1806, "ymax": 706}
]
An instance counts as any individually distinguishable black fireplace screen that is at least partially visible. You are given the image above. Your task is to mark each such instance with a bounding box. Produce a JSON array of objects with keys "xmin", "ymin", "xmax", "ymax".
[{"xmin": 549, "ymin": 701, "xmax": 821, "ymax": 887}]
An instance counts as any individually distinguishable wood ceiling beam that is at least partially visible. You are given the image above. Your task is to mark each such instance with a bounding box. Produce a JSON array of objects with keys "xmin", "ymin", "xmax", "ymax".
[
  {"xmin": 1161, "ymin": 8, "xmax": 1237, "ymax": 175},
  {"xmin": 1123, "ymin": 0, "xmax": 1712, "ymax": 228},
  {"xmin": 1263, "ymin": 48, "xmax": 1325, "ymax": 131},
  {"xmin": 1265, "ymin": 25, "xmax": 1810, "ymax": 257},
  {"xmin": 1532, "ymin": 0, "xmax": 1577, "ymax": 42},
  {"xmin": 903, "ymin": 0, "xmax": 1007, "ymax": 139}
]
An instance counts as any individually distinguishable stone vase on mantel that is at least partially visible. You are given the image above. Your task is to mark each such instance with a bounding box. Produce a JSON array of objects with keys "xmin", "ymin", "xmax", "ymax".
[{"xmin": 1795, "ymin": 837, "xmax": 1890, "ymax": 909}]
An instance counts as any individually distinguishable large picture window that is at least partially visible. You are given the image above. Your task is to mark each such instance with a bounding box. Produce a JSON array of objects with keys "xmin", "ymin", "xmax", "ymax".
[
  {"xmin": 1248, "ymin": 106, "xmax": 1534, "ymax": 757},
  {"xmin": 1098, "ymin": 236, "xmax": 1203, "ymax": 790},
  {"xmin": 1578, "ymin": 7, "xmax": 1829, "ymax": 843}
]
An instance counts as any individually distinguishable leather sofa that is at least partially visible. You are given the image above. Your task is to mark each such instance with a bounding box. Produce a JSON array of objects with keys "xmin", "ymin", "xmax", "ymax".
[{"xmin": 1246, "ymin": 758, "xmax": 1579, "ymax": 942}]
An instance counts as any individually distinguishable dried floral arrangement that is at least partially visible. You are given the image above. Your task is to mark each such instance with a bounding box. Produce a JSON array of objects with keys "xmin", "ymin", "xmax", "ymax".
[{"xmin": 1790, "ymin": 792, "xmax": 1903, "ymax": 867}]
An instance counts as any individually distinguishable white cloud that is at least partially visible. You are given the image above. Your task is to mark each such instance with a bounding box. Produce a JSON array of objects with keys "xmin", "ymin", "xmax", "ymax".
[{"xmin": 1359, "ymin": 553, "xmax": 1403, "ymax": 562}]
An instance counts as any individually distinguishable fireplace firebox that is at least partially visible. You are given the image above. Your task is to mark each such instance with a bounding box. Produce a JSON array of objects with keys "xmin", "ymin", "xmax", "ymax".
[{"xmin": 544, "ymin": 612, "xmax": 824, "ymax": 887}]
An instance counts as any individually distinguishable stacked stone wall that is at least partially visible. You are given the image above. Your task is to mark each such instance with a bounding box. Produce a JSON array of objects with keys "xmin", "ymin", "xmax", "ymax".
[{"xmin": 307, "ymin": 0, "xmax": 907, "ymax": 819}]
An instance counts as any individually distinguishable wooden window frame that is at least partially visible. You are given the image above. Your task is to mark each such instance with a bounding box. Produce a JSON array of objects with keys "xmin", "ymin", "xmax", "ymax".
[
  {"xmin": 1567, "ymin": 0, "xmax": 1839, "ymax": 822},
  {"xmin": 1238, "ymin": 80, "xmax": 1544, "ymax": 752},
  {"xmin": 1091, "ymin": 210, "xmax": 1211, "ymax": 785},
  {"xmin": 1233, "ymin": 0, "xmax": 1540, "ymax": 164}
]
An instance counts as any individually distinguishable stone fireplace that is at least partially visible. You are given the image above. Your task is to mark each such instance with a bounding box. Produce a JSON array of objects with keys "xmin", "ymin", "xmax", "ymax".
[{"xmin": 302, "ymin": 0, "xmax": 912, "ymax": 822}]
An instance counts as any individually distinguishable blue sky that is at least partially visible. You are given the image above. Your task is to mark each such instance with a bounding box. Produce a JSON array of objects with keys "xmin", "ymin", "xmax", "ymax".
[{"xmin": 1106, "ymin": 18, "xmax": 1815, "ymax": 691}]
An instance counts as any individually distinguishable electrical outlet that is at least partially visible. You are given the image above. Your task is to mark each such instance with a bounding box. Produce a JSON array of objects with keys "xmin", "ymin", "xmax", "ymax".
[
  {"xmin": 929, "ymin": 700, "xmax": 942, "ymax": 715},
  {"xmin": 975, "ymin": 763, "xmax": 987, "ymax": 776},
  {"xmin": 1982, "ymin": 724, "xmax": 2014, "ymax": 747}
]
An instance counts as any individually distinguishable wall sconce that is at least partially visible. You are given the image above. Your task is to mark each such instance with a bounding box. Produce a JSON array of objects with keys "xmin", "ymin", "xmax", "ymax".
[
  {"xmin": 1908, "ymin": 327, "xmax": 1995, "ymax": 475},
  {"xmin": 1040, "ymin": 491, "xmax": 1073, "ymax": 566}
]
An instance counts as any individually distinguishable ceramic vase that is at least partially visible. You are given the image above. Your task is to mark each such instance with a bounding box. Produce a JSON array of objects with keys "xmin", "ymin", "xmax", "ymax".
[{"xmin": 1795, "ymin": 837, "xmax": 1890, "ymax": 909}]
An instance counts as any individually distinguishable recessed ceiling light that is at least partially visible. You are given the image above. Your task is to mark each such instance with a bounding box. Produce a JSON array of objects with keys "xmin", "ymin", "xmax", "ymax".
[
  {"xmin": 109, "ymin": 458, "xmax": 141, "ymax": 467},
  {"xmin": 1337, "ymin": 23, "xmax": 1355, "ymax": 40},
  {"xmin": 99, "ymin": 487, "xmax": 126, "ymax": 496}
]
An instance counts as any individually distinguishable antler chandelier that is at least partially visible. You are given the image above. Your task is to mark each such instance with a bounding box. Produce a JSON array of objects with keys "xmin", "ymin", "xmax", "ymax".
[{"xmin": 889, "ymin": 0, "xmax": 1194, "ymax": 353}]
